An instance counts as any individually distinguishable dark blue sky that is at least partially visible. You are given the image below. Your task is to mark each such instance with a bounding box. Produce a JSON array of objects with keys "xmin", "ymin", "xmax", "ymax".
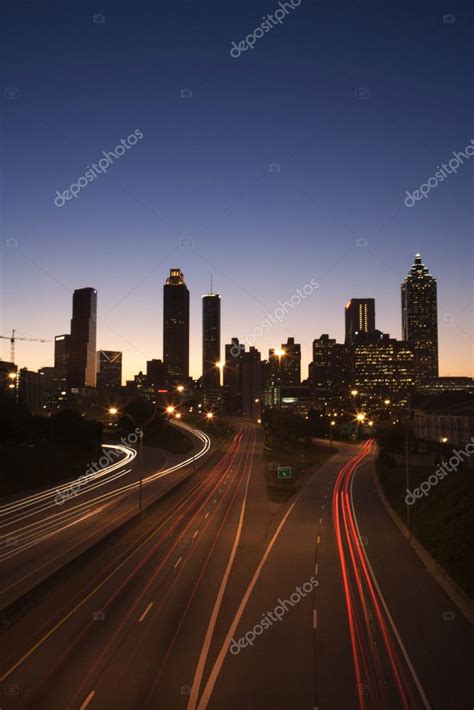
[{"xmin": 1, "ymin": 0, "xmax": 472, "ymax": 379}]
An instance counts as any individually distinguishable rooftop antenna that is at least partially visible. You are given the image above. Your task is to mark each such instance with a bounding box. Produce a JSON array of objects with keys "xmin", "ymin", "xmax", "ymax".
[{"xmin": 210, "ymin": 274, "xmax": 213, "ymax": 295}]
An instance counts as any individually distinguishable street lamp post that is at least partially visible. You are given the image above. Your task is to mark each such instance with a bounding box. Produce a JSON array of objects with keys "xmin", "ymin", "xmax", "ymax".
[
  {"xmin": 109, "ymin": 407, "xmax": 150, "ymax": 514},
  {"xmin": 356, "ymin": 412, "xmax": 365, "ymax": 439},
  {"xmin": 330, "ymin": 420, "xmax": 336, "ymax": 448}
]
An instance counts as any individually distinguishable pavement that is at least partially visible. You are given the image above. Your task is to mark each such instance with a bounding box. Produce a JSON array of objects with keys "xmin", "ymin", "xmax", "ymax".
[
  {"xmin": 0, "ymin": 421, "xmax": 211, "ymax": 610},
  {"xmin": 0, "ymin": 427, "xmax": 472, "ymax": 709}
]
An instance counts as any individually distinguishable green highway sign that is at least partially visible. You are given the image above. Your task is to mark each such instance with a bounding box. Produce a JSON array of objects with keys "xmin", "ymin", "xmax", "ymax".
[{"xmin": 277, "ymin": 466, "xmax": 292, "ymax": 480}]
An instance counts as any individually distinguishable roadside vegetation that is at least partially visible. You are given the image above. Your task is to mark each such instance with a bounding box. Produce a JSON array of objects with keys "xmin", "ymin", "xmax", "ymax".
[
  {"xmin": 0, "ymin": 400, "xmax": 102, "ymax": 497},
  {"xmin": 376, "ymin": 423, "xmax": 474, "ymax": 598}
]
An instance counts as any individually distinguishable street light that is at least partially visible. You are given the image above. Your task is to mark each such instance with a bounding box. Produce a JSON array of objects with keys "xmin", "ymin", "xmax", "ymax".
[
  {"xmin": 205, "ymin": 411, "xmax": 214, "ymax": 420},
  {"xmin": 8, "ymin": 372, "xmax": 16, "ymax": 381},
  {"xmin": 441, "ymin": 436, "xmax": 448, "ymax": 444},
  {"xmin": 356, "ymin": 413, "xmax": 365, "ymax": 422},
  {"xmin": 175, "ymin": 412, "xmax": 182, "ymax": 419},
  {"xmin": 351, "ymin": 389, "xmax": 358, "ymax": 397},
  {"xmin": 368, "ymin": 420, "xmax": 374, "ymax": 427},
  {"xmin": 108, "ymin": 406, "xmax": 146, "ymax": 514},
  {"xmin": 384, "ymin": 399, "xmax": 390, "ymax": 406},
  {"xmin": 166, "ymin": 405, "xmax": 176, "ymax": 415},
  {"xmin": 177, "ymin": 385, "xmax": 184, "ymax": 393}
]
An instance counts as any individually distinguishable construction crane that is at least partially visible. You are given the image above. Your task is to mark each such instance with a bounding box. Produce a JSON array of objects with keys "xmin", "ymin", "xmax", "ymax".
[{"xmin": 0, "ymin": 329, "xmax": 51, "ymax": 363}]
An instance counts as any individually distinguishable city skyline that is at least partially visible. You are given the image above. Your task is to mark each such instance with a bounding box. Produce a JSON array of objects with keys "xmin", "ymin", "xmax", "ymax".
[
  {"xmin": 1, "ymin": 2, "xmax": 472, "ymax": 383},
  {"xmin": 1, "ymin": 4, "xmax": 472, "ymax": 709},
  {"xmin": 1, "ymin": 252, "xmax": 471, "ymax": 383}
]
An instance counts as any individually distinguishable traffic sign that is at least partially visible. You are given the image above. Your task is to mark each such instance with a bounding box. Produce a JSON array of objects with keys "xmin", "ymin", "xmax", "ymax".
[{"xmin": 277, "ymin": 466, "xmax": 292, "ymax": 479}]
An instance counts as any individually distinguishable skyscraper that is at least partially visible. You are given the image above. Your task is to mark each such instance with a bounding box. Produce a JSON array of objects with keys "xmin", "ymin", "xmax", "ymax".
[
  {"xmin": 54, "ymin": 334, "xmax": 70, "ymax": 391},
  {"xmin": 280, "ymin": 337, "xmax": 301, "ymax": 385},
  {"xmin": 240, "ymin": 347, "xmax": 262, "ymax": 418},
  {"xmin": 97, "ymin": 350, "xmax": 122, "ymax": 390},
  {"xmin": 401, "ymin": 254, "xmax": 438, "ymax": 379},
  {"xmin": 67, "ymin": 288, "xmax": 97, "ymax": 388},
  {"xmin": 202, "ymin": 293, "xmax": 221, "ymax": 388},
  {"xmin": 163, "ymin": 269, "xmax": 189, "ymax": 384},
  {"xmin": 54, "ymin": 334, "xmax": 70, "ymax": 370},
  {"xmin": 345, "ymin": 298, "xmax": 376, "ymax": 344},
  {"xmin": 309, "ymin": 334, "xmax": 346, "ymax": 392},
  {"xmin": 224, "ymin": 338, "xmax": 244, "ymax": 414}
]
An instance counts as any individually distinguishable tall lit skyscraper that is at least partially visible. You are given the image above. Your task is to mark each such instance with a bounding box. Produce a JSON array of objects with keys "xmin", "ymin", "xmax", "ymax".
[
  {"xmin": 401, "ymin": 254, "xmax": 438, "ymax": 379},
  {"xmin": 345, "ymin": 298, "xmax": 376, "ymax": 344},
  {"xmin": 67, "ymin": 288, "xmax": 97, "ymax": 388},
  {"xmin": 202, "ymin": 293, "xmax": 221, "ymax": 388},
  {"xmin": 163, "ymin": 269, "xmax": 189, "ymax": 383}
]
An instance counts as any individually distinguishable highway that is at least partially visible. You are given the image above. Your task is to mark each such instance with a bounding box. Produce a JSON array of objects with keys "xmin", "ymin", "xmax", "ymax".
[
  {"xmin": 0, "ymin": 425, "xmax": 472, "ymax": 709},
  {"xmin": 0, "ymin": 421, "xmax": 211, "ymax": 610}
]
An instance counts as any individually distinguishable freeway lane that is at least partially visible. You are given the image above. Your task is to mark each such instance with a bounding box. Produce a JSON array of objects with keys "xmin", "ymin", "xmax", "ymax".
[
  {"xmin": 0, "ymin": 425, "xmax": 253, "ymax": 707},
  {"xmin": 350, "ymin": 443, "xmax": 474, "ymax": 710},
  {"xmin": 1, "ymin": 431, "xmax": 471, "ymax": 709},
  {"xmin": 188, "ymin": 441, "xmax": 473, "ymax": 710},
  {"xmin": 0, "ymin": 422, "xmax": 211, "ymax": 609}
]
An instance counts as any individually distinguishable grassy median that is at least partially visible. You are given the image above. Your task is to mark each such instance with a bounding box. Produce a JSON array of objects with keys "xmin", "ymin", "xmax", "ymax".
[{"xmin": 263, "ymin": 442, "xmax": 336, "ymax": 503}]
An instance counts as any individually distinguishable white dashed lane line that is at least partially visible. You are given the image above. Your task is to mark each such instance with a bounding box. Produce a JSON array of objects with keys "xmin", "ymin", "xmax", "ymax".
[
  {"xmin": 80, "ymin": 691, "xmax": 96, "ymax": 710},
  {"xmin": 138, "ymin": 602, "xmax": 153, "ymax": 623}
]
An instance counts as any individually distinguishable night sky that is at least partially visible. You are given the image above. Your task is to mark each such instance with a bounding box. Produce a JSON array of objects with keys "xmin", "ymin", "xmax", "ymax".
[{"xmin": 1, "ymin": 0, "xmax": 472, "ymax": 381}]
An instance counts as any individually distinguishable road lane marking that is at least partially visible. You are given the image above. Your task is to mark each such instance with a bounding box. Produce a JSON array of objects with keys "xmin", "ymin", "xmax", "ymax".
[
  {"xmin": 313, "ymin": 609, "xmax": 318, "ymax": 629},
  {"xmin": 213, "ymin": 499, "xmax": 217, "ymax": 504},
  {"xmin": 316, "ymin": 536, "xmax": 320, "ymax": 544},
  {"xmin": 314, "ymin": 563, "xmax": 318, "ymax": 575},
  {"xmin": 319, "ymin": 517, "xmax": 323, "ymax": 524},
  {"xmin": 0, "ymin": 426, "xmax": 219, "ymax": 683},
  {"xmin": 187, "ymin": 432, "xmax": 256, "ymax": 710},
  {"xmin": 139, "ymin": 602, "xmax": 153, "ymax": 622},
  {"xmin": 174, "ymin": 557, "xmax": 182, "ymax": 568},
  {"xmin": 322, "ymin": 504, "xmax": 325, "ymax": 510},
  {"xmin": 204, "ymin": 512, "xmax": 209, "ymax": 519},
  {"xmin": 195, "ymin": 458, "xmax": 317, "ymax": 710},
  {"xmin": 193, "ymin": 530, "xmax": 199, "ymax": 539},
  {"xmin": 349, "ymin": 467, "xmax": 431, "ymax": 709},
  {"xmin": 80, "ymin": 690, "xmax": 96, "ymax": 709}
]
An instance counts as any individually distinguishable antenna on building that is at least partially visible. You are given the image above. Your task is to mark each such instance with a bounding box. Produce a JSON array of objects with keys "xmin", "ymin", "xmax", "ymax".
[{"xmin": 210, "ymin": 274, "xmax": 213, "ymax": 295}]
